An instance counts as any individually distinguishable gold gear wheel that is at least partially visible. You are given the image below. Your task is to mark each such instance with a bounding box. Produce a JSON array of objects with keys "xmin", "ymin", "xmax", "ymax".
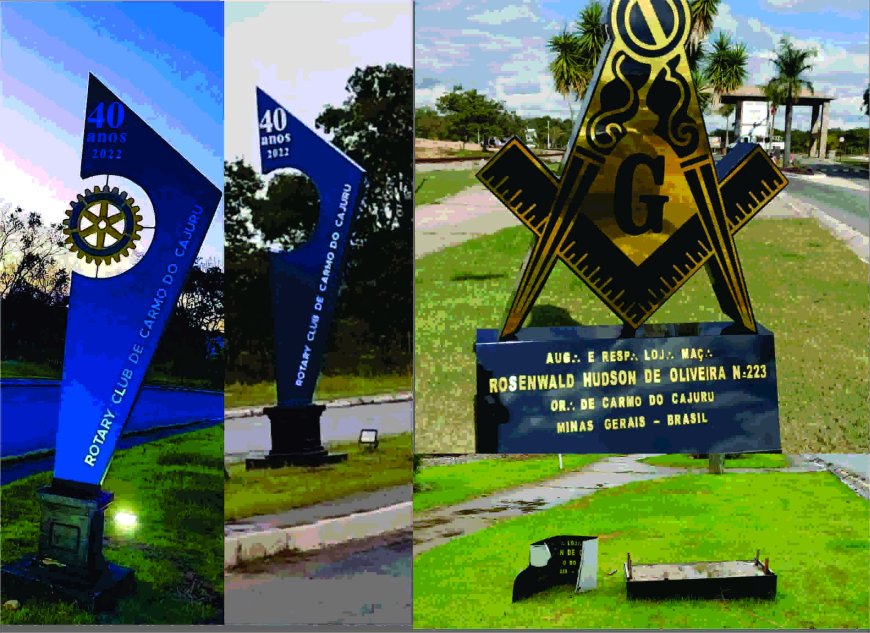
[{"xmin": 63, "ymin": 184, "xmax": 144, "ymax": 265}]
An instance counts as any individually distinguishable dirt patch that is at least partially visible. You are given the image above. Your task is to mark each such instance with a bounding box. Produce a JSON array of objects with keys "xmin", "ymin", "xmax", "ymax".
[{"xmin": 413, "ymin": 516, "xmax": 451, "ymax": 529}]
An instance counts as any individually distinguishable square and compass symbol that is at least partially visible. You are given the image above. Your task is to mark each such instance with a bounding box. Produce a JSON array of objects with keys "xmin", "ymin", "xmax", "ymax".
[{"xmin": 477, "ymin": 0, "xmax": 788, "ymax": 334}]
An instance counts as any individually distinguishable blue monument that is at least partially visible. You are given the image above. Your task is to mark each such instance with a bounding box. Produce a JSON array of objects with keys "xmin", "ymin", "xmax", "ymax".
[
  {"xmin": 1, "ymin": 75, "xmax": 221, "ymax": 610},
  {"xmin": 245, "ymin": 88, "xmax": 366, "ymax": 469}
]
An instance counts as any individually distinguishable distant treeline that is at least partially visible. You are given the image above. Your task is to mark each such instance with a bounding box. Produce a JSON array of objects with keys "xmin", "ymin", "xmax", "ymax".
[
  {"xmin": 0, "ymin": 205, "xmax": 224, "ymax": 389},
  {"xmin": 416, "ymin": 86, "xmax": 575, "ymax": 148}
]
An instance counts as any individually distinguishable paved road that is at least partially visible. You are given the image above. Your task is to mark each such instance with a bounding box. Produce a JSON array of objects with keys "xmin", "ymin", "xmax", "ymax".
[
  {"xmin": 782, "ymin": 176, "xmax": 869, "ymax": 236},
  {"xmin": 225, "ymin": 530, "xmax": 412, "ymax": 627},
  {"xmin": 224, "ymin": 400, "xmax": 412, "ymax": 460},
  {"xmin": 811, "ymin": 454, "xmax": 869, "ymax": 479}
]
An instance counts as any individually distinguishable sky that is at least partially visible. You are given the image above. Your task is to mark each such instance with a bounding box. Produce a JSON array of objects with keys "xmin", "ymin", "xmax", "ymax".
[
  {"xmin": 225, "ymin": 0, "xmax": 413, "ymax": 169},
  {"xmin": 0, "ymin": 1, "xmax": 224, "ymax": 265},
  {"xmin": 415, "ymin": 0, "xmax": 870, "ymax": 131}
]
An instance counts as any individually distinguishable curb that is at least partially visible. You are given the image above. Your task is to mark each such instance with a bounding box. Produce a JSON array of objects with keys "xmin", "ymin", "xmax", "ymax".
[
  {"xmin": 782, "ymin": 195, "xmax": 869, "ymax": 264},
  {"xmin": 806, "ymin": 457, "xmax": 870, "ymax": 500},
  {"xmin": 224, "ymin": 391, "xmax": 413, "ymax": 420},
  {"xmin": 224, "ymin": 501, "xmax": 413, "ymax": 569}
]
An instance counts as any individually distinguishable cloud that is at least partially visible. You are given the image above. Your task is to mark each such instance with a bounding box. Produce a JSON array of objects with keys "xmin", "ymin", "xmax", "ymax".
[
  {"xmin": 760, "ymin": 0, "xmax": 866, "ymax": 17},
  {"xmin": 468, "ymin": 3, "xmax": 539, "ymax": 26},
  {"xmin": 415, "ymin": 81, "xmax": 451, "ymax": 108}
]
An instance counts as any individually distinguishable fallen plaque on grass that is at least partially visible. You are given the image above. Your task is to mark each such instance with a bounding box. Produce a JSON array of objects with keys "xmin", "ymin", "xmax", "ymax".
[
  {"xmin": 624, "ymin": 551, "xmax": 777, "ymax": 600},
  {"xmin": 472, "ymin": 0, "xmax": 786, "ymax": 454},
  {"xmin": 512, "ymin": 535, "xmax": 598, "ymax": 602}
]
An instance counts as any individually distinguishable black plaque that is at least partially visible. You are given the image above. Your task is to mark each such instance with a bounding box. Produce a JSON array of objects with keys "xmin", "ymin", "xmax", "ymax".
[
  {"xmin": 476, "ymin": 322, "xmax": 779, "ymax": 454},
  {"xmin": 512, "ymin": 535, "xmax": 598, "ymax": 602}
]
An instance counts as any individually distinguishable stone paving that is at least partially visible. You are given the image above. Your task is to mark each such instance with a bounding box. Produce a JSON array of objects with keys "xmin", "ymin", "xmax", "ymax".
[
  {"xmin": 413, "ymin": 454, "xmax": 828, "ymax": 556},
  {"xmin": 414, "ymin": 181, "xmax": 864, "ymax": 259}
]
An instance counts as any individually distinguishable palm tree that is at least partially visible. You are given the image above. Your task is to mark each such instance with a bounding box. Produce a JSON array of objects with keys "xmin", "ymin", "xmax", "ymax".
[
  {"xmin": 718, "ymin": 102, "xmax": 735, "ymax": 148},
  {"xmin": 705, "ymin": 33, "xmax": 748, "ymax": 151},
  {"xmin": 692, "ymin": 69, "xmax": 714, "ymax": 114},
  {"xmin": 576, "ymin": 0, "xmax": 607, "ymax": 70},
  {"xmin": 548, "ymin": 29, "xmax": 584, "ymax": 118},
  {"xmin": 688, "ymin": 0, "xmax": 720, "ymax": 59},
  {"xmin": 767, "ymin": 37, "xmax": 816, "ymax": 166},
  {"xmin": 761, "ymin": 79, "xmax": 787, "ymax": 154}
]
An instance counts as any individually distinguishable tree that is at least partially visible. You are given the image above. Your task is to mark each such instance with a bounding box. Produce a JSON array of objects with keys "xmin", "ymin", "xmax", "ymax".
[
  {"xmin": 862, "ymin": 85, "xmax": 869, "ymax": 116},
  {"xmin": 416, "ymin": 106, "xmax": 448, "ymax": 139},
  {"xmin": 767, "ymin": 37, "xmax": 816, "ymax": 166},
  {"xmin": 435, "ymin": 87, "xmax": 515, "ymax": 147},
  {"xmin": 706, "ymin": 32, "xmax": 748, "ymax": 100},
  {"xmin": 762, "ymin": 79, "xmax": 788, "ymax": 153},
  {"xmin": 547, "ymin": 1, "xmax": 606, "ymax": 112},
  {"xmin": 0, "ymin": 206, "xmax": 68, "ymax": 300},
  {"xmin": 548, "ymin": 31, "xmax": 584, "ymax": 118},
  {"xmin": 178, "ymin": 259, "xmax": 224, "ymax": 339},
  {"xmin": 250, "ymin": 173, "xmax": 319, "ymax": 249},
  {"xmin": 223, "ymin": 159, "xmax": 272, "ymax": 380},
  {"xmin": 718, "ymin": 102, "xmax": 735, "ymax": 148},
  {"xmin": 688, "ymin": 0, "xmax": 720, "ymax": 58},
  {"xmin": 315, "ymin": 64, "xmax": 413, "ymax": 375},
  {"xmin": 547, "ymin": 0, "xmax": 745, "ymax": 136}
]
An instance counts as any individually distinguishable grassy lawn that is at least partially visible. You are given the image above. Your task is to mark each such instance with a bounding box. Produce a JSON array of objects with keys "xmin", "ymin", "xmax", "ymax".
[
  {"xmin": 1, "ymin": 426, "xmax": 223, "ymax": 625},
  {"xmin": 225, "ymin": 433, "xmax": 412, "ymax": 522},
  {"xmin": 1, "ymin": 360, "xmax": 216, "ymax": 390},
  {"xmin": 414, "ymin": 455, "xmax": 606, "ymax": 513},
  {"xmin": 415, "ymin": 169, "xmax": 481, "ymax": 206},
  {"xmin": 415, "ymin": 161, "xmax": 562, "ymax": 207},
  {"xmin": 836, "ymin": 156, "xmax": 869, "ymax": 167},
  {"xmin": 413, "ymin": 472, "xmax": 869, "ymax": 629},
  {"xmin": 640, "ymin": 454, "xmax": 789, "ymax": 469},
  {"xmin": 224, "ymin": 372, "xmax": 411, "ymax": 409},
  {"xmin": 415, "ymin": 219, "xmax": 869, "ymax": 454}
]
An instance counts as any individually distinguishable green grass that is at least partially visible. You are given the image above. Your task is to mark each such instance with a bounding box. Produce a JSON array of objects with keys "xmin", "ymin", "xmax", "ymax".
[
  {"xmin": 414, "ymin": 455, "xmax": 606, "ymax": 513},
  {"xmin": 1, "ymin": 426, "xmax": 224, "ymax": 625},
  {"xmin": 836, "ymin": 156, "xmax": 869, "ymax": 167},
  {"xmin": 1, "ymin": 359, "xmax": 215, "ymax": 390},
  {"xmin": 640, "ymin": 454, "xmax": 789, "ymax": 469},
  {"xmin": 415, "ymin": 219, "xmax": 869, "ymax": 453},
  {"xmin": 0, "ymin": 360, "xmax": 60, "ymax": 379},
  {"xmin": 413, "ymin": 472, "xmax": 870, "ymax": 629},
  {"xmin": 415, "ymin": 169, "xmax": 481, "ymax": 206},
  {"xmin": 224, "ymin": 372, "xmax": 411, "ymax": 409},
  {"xmin": 225, "ymin": 433, "xmax": 412, "ymax": 521}
]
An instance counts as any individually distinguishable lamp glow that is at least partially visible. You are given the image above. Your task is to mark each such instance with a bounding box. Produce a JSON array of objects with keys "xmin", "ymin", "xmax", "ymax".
[{"xmin": 114, "ymin": 511, "xmax": 137, "ymax": 530}]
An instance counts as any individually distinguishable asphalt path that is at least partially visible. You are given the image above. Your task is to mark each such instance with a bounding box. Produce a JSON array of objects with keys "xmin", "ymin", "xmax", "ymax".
[
  {"xmin": 783, "ymin": 176, "xmax": 869, "ymax": 236},
  {"xmin": 224, "ymin": 400, "xmax": 412, "ymax": 460},
  {"xmin": 225, "ymin": 530, "xmax": 412, "ymax": 627},
  {"xmin": 811, "ymin": 454, "xmax": 869, "ymax": 479}
]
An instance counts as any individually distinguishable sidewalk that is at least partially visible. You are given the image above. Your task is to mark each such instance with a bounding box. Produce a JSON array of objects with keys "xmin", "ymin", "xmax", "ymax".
[
  {"xmin": 413, "ymin": 454, "xmax": 825, "ymax": 555},
  {"xmin": 415, "ymin": 181, "xmax": 868, "ymax": 263},
  {"xmin": 415, "ymin": 184, "xmax": 519, "ymax": 257}
]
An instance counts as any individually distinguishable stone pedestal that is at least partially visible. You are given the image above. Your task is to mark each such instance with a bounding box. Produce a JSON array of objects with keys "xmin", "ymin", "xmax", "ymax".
[
  {"xmin": 1, "ymin": 481, "xmax": 135, "ymax": 611},
  {"xmin": 245, "ymin": 404, "xmax": 347, "ymax": 469}
]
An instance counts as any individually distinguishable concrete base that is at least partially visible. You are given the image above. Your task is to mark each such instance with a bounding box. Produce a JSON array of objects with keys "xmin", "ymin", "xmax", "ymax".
[
  {"xmin": 245, "ymin": 404, "xmax": 347, "ymax": 469},
  {"xmin": 1, "ymin": 555, "xmax": 135, "ymax": 612}
]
